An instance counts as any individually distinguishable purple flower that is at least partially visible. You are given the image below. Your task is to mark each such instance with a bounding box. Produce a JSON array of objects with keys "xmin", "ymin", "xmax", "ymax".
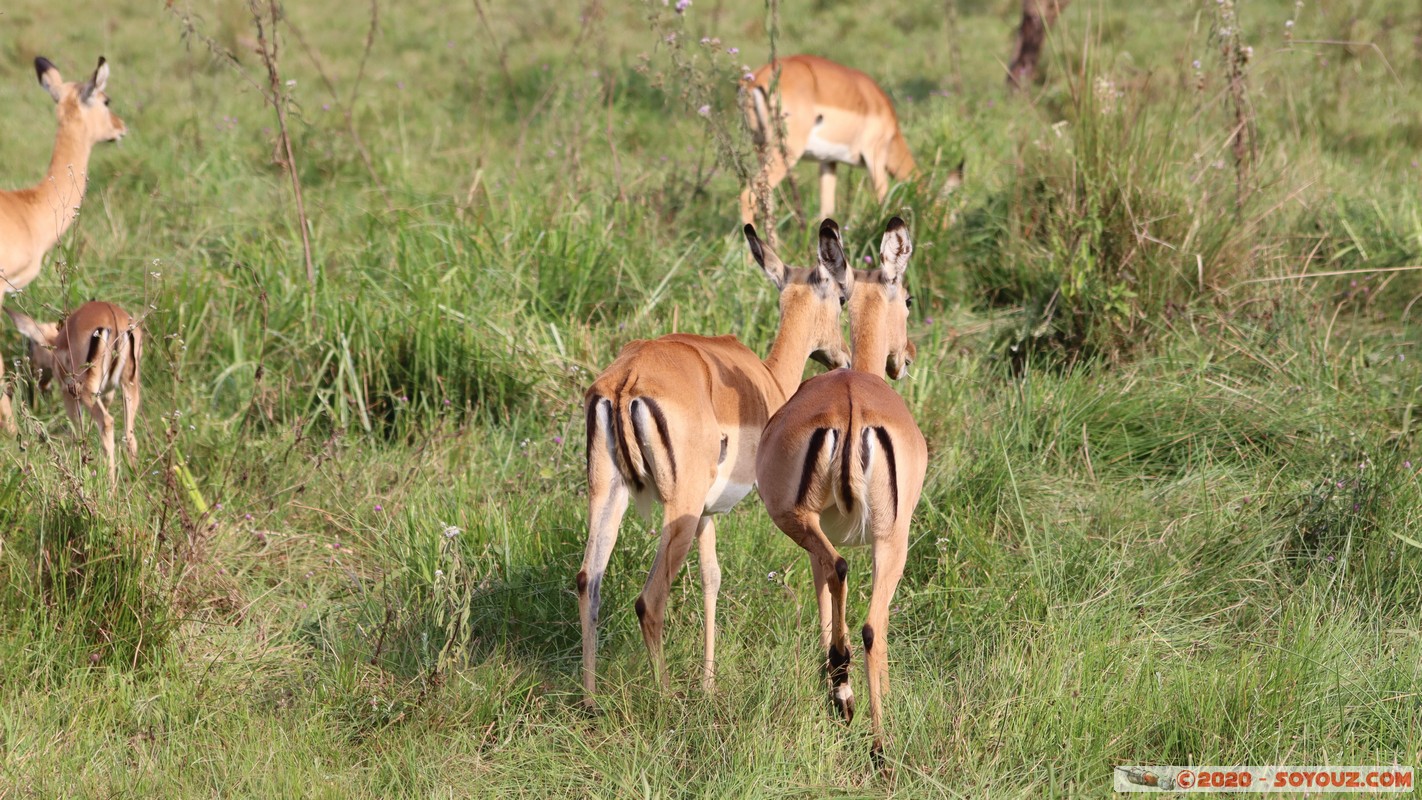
[
  {"xmin": 727, "ymin": 47, "xmax": 739, "ymax": 55},
  {"xmin": 553, "ymin": 435, "xmax": 564, "ymax": 445},
  {"xmin": 697, "ymin": 105, "xmax": 710, "ymax": 116},
  {"xmin": 215, "ymin": 502, "xmax": 223, "ymax": 511},
  {"xmin": 675, "ymin": 0, "xmax": 690, "ymax": 13},
  {"xmin": 925, "ymin": 317, "xmax": 934, "ymax": 325},
  {"xmin": 322, "ymin": 103, "xmax": 331, "ymax": 111},
  {"xmin": 375, "ymin": 504, "xmax": 384, "ymax": 512},
  {"xmin": 1405, "ymin": 460, "xmax": 1413, "ymax": 469},
  {"xmin": 743, "ymin": 72, "xmax": 755, "ymax": 82},
  {"xmin": 396, "ymin": 81, "xmax": 405, "ymax": 90},
  {"xmin": 244, "ymin": 513, "xmax": 254, "ymax": 521},
  {"xmin": 863, "ymin": 255, "xmax": 873, "ymax": 264},
  {"xmin": 444, "ymin": 398, "xmax": 452, "ymax": 406}
]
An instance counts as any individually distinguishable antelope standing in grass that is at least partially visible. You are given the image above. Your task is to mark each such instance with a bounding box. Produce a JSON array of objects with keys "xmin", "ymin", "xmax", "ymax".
[
  {"xmin": 739, "ymin": 56, "xmax": 961, "ymax": 226},
  {"xmin": 578, "ymin": 220, "xmax": 853, "ymax": 702},
  {"xmin": 755, "ymin": 217, "xmax": 927, "ymax": 764},
  {"xmin": 0, "ymin": 56, "xmax": 127, "ymax": 434},
  {"xmin": 7, "ymin": 301, "xmax": 142, "ymax": 487}
]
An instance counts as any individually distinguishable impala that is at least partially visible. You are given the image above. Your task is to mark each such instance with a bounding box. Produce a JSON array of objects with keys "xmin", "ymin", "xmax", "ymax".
[
  {"xmin": 7, "ymin": 301, "xmax": 142, "ymax": 487},
  {"xmin": 739, "ymin": 55, "xmax": 960, "ymax": 226},
  {"xmin": 0, "ymin": 56, "xmax": 126, "ymax": 434},
  {"xmin": 578, "ymin": 220, "xmax": 853, "ymax": 701},
  {"xmin": 755, "ymin": 217, "xmax": 927, "ymax": 764}
]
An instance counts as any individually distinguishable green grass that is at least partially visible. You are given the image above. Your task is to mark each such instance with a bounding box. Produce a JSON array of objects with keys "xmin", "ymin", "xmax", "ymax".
[{"xmin": 0, "ymin": 0, "xmax": 1420, "ymax": 795}]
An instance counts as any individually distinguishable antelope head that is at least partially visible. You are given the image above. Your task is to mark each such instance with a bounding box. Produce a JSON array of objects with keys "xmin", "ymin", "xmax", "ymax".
[
  {"xmin": 850, "ymin": 216, "xmax": 916, "ymax": 379},
  {"xmin": 36, "ymin": 56, "xmax": 126, "ymax": 145},
  {"xmin": 745, "ymin": 218, "xmax": 854, "ymax": 370}
]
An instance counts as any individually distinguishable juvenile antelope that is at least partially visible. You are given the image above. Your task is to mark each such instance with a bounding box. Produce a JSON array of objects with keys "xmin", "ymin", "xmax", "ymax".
[
  {"xmin": 739, "ymin": 56, "xmax": 960, "ymax": 226},
  {"xmin": 7, "ymin": 301, "xmax": 142, "ymax": 487},
  {"xmin": 0, "ymin": 56, "xmax": 127, "ymax": 434},
  {"xmin": 579, "ymin": 220, "xmax": 852, "ymax": 702},
  {"xmin": 755, "ymin": 217, "xmax": 927, "ymax": 764}
]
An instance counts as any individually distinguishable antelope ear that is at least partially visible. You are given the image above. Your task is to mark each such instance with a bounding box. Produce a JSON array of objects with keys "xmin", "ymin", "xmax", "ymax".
[
  {"xmin": 80, "ymin": 56, "xmax": 108, "ymax": 105},
  {"xmin": 5, "ymin": 306, "xmax": 50, "ymax": 343},
  {"xmin": 816, "ymin": 218, "xmax": 852, "ymax": 297},
  {"xmin": 744, "ymin": 224, "xmax": 786, "ymax": 290},
  {"xmin": 35, "ymin": 57, "xmax": 63, "ymax": 102},
  {"xmin": 878, "ymin": 216, "xmax": 913, "ymax": 283}
]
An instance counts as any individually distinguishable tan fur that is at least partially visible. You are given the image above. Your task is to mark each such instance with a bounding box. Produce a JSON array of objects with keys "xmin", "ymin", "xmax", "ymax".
[
  {"xmin": 739, "ymin": 55, "xmax": 916, "ymax": 225},
  {"xmin": 755, "ymin": 217, "xmax": 927, "ymax": 764},
  {"xmin": 578, "ymin": 221, "xmax": 852, "ymax": 701},
  {"xmin": 6, "ymin": 301, "xmax": 142, "ymax": 488},
  {"xmin": 0, "ymin": 56, "xmax": 126, "ymax": 434}
]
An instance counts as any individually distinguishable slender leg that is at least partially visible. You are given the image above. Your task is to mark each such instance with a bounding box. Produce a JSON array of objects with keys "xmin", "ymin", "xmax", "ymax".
[
  {"xmin": 863, "ymin": 524, "xmax": 910, "ymax": 765},
  {"xmin": 636, "ymin": 505, "xmax": 703, "ymax": 690},
  {"xmin": 81, "ymin": 394, "xmax": 117, "ymax": 488},
  {"xmin": 818, "ymin": 162, "xmax": 838, "ymax": 220},
  {"xmin": 740, "ymin": 147, "xmax": 795, "ymax": 227},
  {"xmin": 579, "ymin": 399, "xmax": 631, "ymax": 701},
  {"xmin": 696, "ymin": 516, "xmax": 720, "ymax": 692},
  {"xmin": 775, "ymin": 510, "xmax": 853, "ymax": 721},
  {"xmin": 0, "ymin": 296, "xmax": 13, "ymax": 437},
  {"xmin": 0, "ymin": 373, "xmax": 13, "ymax": 436},
  {"xmin": 867, "ymin": 155, "xmax": 891, "ymax": 203},
  {"xmin": 808, "ymin": 553, "xmax": 833, "ymax": 654},
  {"xmin": 121, "ymin": 331, "xmax": 141, "ymax": 465}
]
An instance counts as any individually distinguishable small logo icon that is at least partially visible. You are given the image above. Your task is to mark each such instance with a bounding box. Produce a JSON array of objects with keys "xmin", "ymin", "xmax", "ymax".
[{"xmin": 1118, "ymin": 766, "xmax": 1177, "ymax": 791}]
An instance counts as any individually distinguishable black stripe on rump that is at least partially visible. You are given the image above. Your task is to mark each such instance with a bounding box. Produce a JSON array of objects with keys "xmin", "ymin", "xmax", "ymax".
[
  {"xmin": 641, "ymin": 397, "xmax": 677, "ymax": 482},
  {"xmin": 796, "ymin": 428, "xmax": 829, "ymax": 508},
  {"xmin": 873, "ymin": 426, "xmax": 899, "ymax": 522},
  {"xmin": 612, "ymin": 377, "xmax": 644, "ymax": 492},
  {"xmin": 584, "ymin": 396, "xmax": 601, "ymax": 475}
]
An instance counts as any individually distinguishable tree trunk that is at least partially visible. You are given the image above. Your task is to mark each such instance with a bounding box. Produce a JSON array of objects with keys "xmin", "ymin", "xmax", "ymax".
[{"xmin": 1007, "ymin": 0, "xmax": 1070, "ymax": 90}]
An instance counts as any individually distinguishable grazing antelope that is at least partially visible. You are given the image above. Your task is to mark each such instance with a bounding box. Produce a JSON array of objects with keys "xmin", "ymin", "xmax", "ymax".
[
  {"xmin": 578, "ymin": 220, "xmax": 853, "ymax": 702},
  {"xmin": 6, "ymin": 301, "xmax": 142, "ymax": 487},
  {"xmin": 739, "ymin": 56, "xmax": 958, "ymax": 226},
  {"xmin": 755, "ymin": 217, "xmax": 927, "ymax": 764},
  {"xmin": 0, "ymin": 56, "xmax": 127, "ymax": 434}
]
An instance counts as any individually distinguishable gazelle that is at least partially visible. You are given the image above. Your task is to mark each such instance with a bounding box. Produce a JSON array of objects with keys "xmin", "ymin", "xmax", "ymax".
[
  {"xmin": 0, "ymin": 56, "xmax": 127, "ymax": 434},
  {"xmin": 739, "ymin": 55, "xmax": 960, "ymax": 226},
  {"xmin": 755, "ymin": 217, "xmax": 927, "ymax": 764},
  {"xmin": 6, "ymin": 301, "xmax": 142, "ymax": 487},
  {"xmin": 578, "ymin": 220, "xmax": 853, "ymax": 702}
]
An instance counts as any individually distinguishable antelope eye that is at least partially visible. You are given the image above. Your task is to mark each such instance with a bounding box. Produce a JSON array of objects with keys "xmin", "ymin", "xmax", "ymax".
[
  {"xmin": 905, "ymin": 294, "xmax": 914, "ymax": 309},
  {"xmin": 839, "ymin": 295, "xmax": 847, "ymax": 307}
]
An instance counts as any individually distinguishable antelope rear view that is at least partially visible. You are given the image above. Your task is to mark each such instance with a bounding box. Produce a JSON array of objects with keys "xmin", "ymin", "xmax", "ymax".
[
  {"xmin": 755, "ymin": 217, "xmax": 928, "ymax": 767},
  {"xmin": 7, "ymin": 301, "xmax": 142, "ymax": 488},
  {"xmin": 577, "ymin": 220, "xmax": 852, "ymax": 703}
]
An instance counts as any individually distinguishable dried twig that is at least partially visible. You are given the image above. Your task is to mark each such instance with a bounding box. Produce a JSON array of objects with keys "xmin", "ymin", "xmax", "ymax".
[{"xmin": 250, "ymin": 0, "xmax": 317, "ymax": 287}]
